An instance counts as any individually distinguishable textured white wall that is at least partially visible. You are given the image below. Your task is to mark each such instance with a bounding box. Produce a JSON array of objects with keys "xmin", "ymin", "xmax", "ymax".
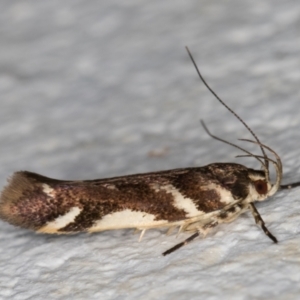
[{"xmin": 0, "ymin": 1, "xmax": 300, "ymax": 299}]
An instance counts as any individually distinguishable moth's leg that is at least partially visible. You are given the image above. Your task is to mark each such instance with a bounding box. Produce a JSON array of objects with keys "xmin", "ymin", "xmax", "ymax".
[
  {"xmin": 280, "ymin": 181, "xmax": 300, "ymax": 189},
  {"xmin": 162, "ymin": 232, "xmax": 199, "ymax": 256},
  {"xmin": 138, "ymin": 229, "xmax": 146, "ymax": 242},
  {"xmin": 176, "ymin": 224, "xmax": 185, "ymax": 237},
  {"xmin": 162, "ymin": 221, "xmax": 218, "ymax": 256},
  {"xmin": 249, "ymin": 203, "xmax": 277, "ymax": 243},
  {"xmin": 166, "ymin": 226, "xmax": 176, "ymax": 235},
  {"xmin": 216, "ymin": 202, "xmax": 248, "ymax": 223},
  {"xmin": 198, "ymin": 220, "xmax": 219, "ymax": 237}
]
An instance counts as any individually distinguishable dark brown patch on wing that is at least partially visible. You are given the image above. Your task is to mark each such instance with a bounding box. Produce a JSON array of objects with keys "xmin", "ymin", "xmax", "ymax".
[
  {"xmin": 60, "ymin": 181, "xmax": 187, "ymax": 232},
  {"xmin": 172, "ymin": 171, "xmax": 224, "ymax": 213}
]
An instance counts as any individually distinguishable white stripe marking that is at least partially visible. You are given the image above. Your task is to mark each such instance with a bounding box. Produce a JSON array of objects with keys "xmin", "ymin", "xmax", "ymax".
[
  {"xmin": 158, "ymin": 185, "xmax": 202, "ymax": 217},
  {"xmin": 208, "ymin": 184, "xmax": 235, "ymax": 205},
  {"xmin": 156, "ymin": 184, "xmax": 235, "ymax": 216},
  {"xmin": 89, "ymin": 209, "xmax": 168, "ymax": 232},
  {"xmin": 38, "ymin": 207, "xmax": 81, "ymax": 233},
  {"xmin": 42, "ymin": 184, "xmax": 55, "ymax": 197}
]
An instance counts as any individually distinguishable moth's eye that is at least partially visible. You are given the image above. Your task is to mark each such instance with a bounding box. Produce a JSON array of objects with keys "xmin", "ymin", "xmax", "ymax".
[{"xmin": 254, "ymin": 180, "xmax": 268, "ymax": 195}]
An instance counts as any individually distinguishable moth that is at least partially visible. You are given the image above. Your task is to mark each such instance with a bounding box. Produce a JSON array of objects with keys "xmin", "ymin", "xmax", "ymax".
[{"xmin": 0, "ymin": 48, "xmax": 299, "ymax": 256}]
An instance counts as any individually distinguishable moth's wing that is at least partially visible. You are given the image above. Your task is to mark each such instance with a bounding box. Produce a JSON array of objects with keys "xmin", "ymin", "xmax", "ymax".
[
  {"xmin": 0, "ymin": 170, "xmax": 192, "ymax": 232},
  {"xmin": 0, "ymin": 166, "xmax": 242, "ymax": 233}
]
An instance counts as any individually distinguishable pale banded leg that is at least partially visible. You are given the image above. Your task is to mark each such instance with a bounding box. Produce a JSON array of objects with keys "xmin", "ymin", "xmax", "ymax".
[
  {"xmin": 162, "ymin": 232, "xmax": 199, "ymax": 256},
  {"xmin": 162, "ymin": 221, "xmax": 218, "ymax": 256},
  {"xmin": 249, "ymin": 203, "xmax": 277, "ymax": 243}
]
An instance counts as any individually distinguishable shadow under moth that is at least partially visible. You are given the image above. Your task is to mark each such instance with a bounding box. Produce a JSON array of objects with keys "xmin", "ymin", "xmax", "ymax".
[{"xmin": 0, "ymin": 47, "xmax": 299, "ymax": 256}]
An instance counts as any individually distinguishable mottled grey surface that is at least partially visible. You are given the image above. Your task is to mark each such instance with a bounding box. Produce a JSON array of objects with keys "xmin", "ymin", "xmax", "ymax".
[{"xmin": 1, "ymin": 1, "xmax": 300, "ymax": 299}]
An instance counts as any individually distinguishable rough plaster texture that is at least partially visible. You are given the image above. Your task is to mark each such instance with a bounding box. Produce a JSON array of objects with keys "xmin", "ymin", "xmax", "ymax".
[{"xmin": 0, "ymin": 1, "xmax": 300, "ymax": 299}]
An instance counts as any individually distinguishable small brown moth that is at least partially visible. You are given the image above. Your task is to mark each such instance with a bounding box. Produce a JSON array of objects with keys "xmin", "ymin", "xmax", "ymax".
[{"xmin": 0, "ymin": 47, "xmax": 299, "ymax": 256}]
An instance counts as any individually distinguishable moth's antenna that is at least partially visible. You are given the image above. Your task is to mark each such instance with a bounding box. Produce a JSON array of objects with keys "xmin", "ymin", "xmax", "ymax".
[
  {"xmin": 202, "ymin": 119, "xmax": 282, "ymax": 195},
  {"xmin": 185, "ymin": 46, "xmax": 269, "ymax": 173},
  {"xmin": 201, "ymin": 120, "xmax": 266, "ymax": 168}
]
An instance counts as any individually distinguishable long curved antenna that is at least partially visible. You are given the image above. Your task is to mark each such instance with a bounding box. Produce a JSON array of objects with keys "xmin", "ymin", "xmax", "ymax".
[
  {"xmin": 202, "ymin": 121, "xmax": 283, "ymax": 196},
  {"xmin": 239, "ymin": 139, "xmax": 282, "ymax": 174},
  {"xmin": 236, "ymin": 154, "xmax": 282, "ymax": 179},
  {"xmin": 185, "ymin": 46, "xmax": 269, "ymax": 172},
  {"xmin": 201, "ymin": 120, "xmax": 266, "ymax": 171}
]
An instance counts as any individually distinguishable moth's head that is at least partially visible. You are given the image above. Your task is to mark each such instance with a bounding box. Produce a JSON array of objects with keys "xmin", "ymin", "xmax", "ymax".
[
  {"xmin": 233, "ymin": 139, "xmax": 283, "ymax": 201},
  {"xmin": 248, "ymin": 169, "xmax": 272, "ymax": 201},
  {"xmin": 247, "ymin": 139, "xmax": 283, "ymax": 201}
]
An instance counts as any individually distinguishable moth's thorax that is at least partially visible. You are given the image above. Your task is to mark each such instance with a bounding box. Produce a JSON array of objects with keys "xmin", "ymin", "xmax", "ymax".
[{"xmin": 205, "ymin": 163, "xmax": 271, "ymax": 202}]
